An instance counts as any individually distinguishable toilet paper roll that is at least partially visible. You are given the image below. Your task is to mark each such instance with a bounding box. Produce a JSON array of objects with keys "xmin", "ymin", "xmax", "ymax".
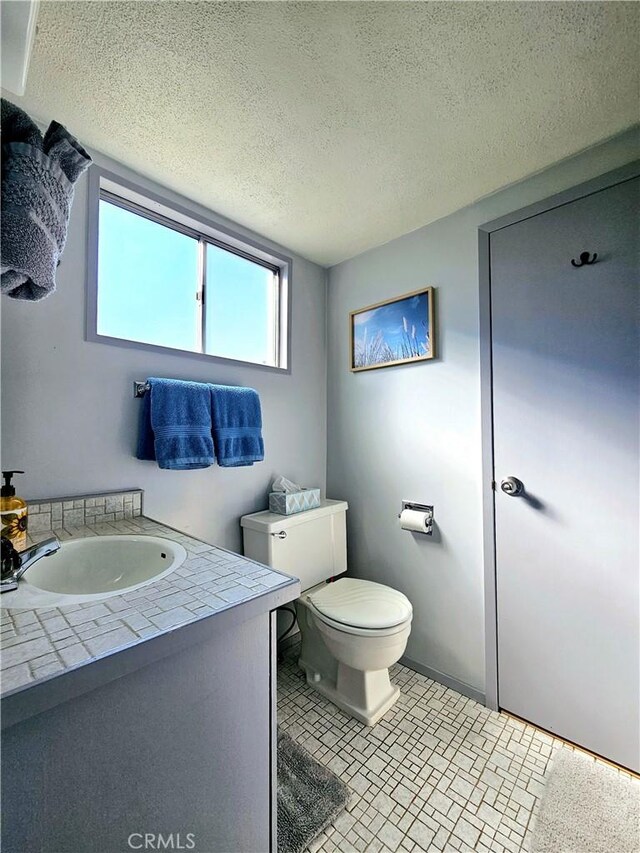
[{"xmin": 399, "ymin": 508, "xmax": 431, "ymax": 533}]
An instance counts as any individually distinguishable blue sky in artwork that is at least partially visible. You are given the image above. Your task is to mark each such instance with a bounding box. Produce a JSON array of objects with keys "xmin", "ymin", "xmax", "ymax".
[
  {"xmin": 354, "ymin": 292, "xmax": 429, "ymax": 350},
  {"xmin": 97, "ymin": 200, "xmax": 274, "ymax": 364}
]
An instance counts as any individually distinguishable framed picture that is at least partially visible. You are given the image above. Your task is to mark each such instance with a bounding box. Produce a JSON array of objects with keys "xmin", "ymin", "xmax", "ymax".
[{"xmin": 350, "ymin": 286, "xmax": 435, "ymax": 372}]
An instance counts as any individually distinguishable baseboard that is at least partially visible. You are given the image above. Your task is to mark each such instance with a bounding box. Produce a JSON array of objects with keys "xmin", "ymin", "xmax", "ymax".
[{"xmin": 400, "ymin": 656, "xmax": 486, "ymax": 706}]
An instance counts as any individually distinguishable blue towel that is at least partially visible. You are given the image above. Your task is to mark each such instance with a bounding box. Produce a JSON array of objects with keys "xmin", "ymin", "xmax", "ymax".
[
  {"xmin": 210, "ymin": 384, "xmax": 264, "ymax": 467},
  {"xmin": 136, "ymin": 378, "xmax": 214, "ymax": 470},
  {"xmin": 136, "ymin": 390, "xmax": 156, "ymax": 462}
]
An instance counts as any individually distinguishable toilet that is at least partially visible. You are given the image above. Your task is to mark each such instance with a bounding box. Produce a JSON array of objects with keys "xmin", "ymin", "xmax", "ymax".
[{"xmin": 241, "ymin": 500, "xmax": 412, "ymax": 725}]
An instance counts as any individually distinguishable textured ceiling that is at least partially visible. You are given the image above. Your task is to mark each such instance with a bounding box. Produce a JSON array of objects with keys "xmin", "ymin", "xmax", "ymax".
[{"xmin": 10, "ymin": 1, "xmax": 640, "ymax": 266}]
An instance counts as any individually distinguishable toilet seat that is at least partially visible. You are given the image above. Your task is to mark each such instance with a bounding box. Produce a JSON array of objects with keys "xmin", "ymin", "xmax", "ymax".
[
  {"xmin": 308, "ymin": 607, "xmax": 411, "ymax": 638},
  {"xmin": 306, "ymin": 578, "xmax": 412, "ymax": 636}
]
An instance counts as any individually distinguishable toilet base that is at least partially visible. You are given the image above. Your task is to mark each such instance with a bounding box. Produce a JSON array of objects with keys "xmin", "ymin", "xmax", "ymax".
[{"xmin": 299, "ymin": 657, "xmax": 401, "ymax": 726}]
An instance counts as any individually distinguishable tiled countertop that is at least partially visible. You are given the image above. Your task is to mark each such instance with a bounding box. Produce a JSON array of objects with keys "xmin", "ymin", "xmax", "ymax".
[{"xmin": 1, "ymin": 513, "xmax": 297, "ymax": 698}]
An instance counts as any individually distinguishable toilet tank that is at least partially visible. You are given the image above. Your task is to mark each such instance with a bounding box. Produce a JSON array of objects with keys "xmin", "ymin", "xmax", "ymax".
[{"xmin": 241, "ymin": 500, "xmax": 348, "ymax": 591}]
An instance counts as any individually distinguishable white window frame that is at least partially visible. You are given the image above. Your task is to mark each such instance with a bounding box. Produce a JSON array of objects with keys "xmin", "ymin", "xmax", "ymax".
[{"xmin": 86, "ymin": 166, "xmax": 291, "ymax": 372}]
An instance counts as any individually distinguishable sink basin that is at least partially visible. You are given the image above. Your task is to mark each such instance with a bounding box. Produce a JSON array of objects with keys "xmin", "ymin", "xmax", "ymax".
[{"xmin": 1, "ymin": 535, "xmax": 187, "ymax": 610}]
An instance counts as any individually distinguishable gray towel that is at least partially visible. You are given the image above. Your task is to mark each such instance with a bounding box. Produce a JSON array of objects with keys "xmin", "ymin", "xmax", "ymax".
[{"xmin": 1, "ymin": 99, "xmax": 92, "ymax": 301}]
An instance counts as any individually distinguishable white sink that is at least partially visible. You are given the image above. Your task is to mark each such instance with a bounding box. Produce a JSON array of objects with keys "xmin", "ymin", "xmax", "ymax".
[{"xmin": 1, "ymin": 535, "xmax": 187, "ymax": 610}]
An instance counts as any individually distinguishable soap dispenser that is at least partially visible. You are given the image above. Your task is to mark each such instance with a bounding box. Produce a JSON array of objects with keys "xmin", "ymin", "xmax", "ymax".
[{"xmin": 1, "ymin": 471, "xmax": 27, "ymax": 551}]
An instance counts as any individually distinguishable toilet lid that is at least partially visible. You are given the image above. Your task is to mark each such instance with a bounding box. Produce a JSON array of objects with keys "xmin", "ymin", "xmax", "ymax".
[{"xmin": 307, "ymin": 578, "xmax": 412, "ymax": 630}]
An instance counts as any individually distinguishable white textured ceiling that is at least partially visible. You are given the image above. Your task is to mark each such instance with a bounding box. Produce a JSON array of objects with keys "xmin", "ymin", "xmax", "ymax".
[{"xmin": 10, "ymin": 1, "xmax": 640, "ymax": 266}]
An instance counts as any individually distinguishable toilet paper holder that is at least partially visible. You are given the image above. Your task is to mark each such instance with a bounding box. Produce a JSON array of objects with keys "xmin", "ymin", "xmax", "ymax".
[{"xmin": 398, "ymin": 501, "xmax": 434, "ymax": 535}]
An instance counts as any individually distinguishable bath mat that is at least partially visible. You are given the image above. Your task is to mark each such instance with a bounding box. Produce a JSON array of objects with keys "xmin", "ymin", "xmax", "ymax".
[
  {"xmin": 531, "ymin": 747, "xmax": 640, "ymax": 853},
  {"xmin": 277, "ymin": 728, "xmax": 350, "ymax": 853}
]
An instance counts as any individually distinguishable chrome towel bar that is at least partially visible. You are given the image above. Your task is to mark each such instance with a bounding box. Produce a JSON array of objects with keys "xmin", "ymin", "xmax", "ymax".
[{"xmin": 133, "ymin": 381, "xmax": 152, "ymax": 398}]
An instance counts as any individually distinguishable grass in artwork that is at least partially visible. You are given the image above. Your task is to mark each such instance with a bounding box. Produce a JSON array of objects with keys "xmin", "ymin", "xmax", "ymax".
[{"xmin": 353, "ymin": 291, "xmax": 431, "ymax": 368}]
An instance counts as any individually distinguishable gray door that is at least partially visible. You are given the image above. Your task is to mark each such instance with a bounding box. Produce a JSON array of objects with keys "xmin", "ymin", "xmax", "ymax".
[{"xmin": 491, "ymin": 176, "xmax": 640, "ymax": 772}]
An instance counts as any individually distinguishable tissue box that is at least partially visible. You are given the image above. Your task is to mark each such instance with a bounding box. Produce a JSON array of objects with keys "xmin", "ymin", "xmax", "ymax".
[{"xmin": 269, "ymin": 488, "xmax": 321, "ymax": 515}]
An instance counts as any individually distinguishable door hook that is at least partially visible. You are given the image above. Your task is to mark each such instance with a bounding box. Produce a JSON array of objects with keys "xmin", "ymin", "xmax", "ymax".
[{"xmin": 571, "ymin": 251, "xmax": 598, "ymax": 268}]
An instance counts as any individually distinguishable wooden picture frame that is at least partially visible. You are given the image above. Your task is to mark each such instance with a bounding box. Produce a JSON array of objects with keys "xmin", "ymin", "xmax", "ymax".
[{"xmin": 349, "ymin": 286, "xmax": 435, "ymax": 372}]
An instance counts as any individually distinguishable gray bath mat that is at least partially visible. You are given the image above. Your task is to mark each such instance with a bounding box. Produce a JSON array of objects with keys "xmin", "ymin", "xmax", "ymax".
[
  {"xmin": 277, "ymin": 728, "xmax": 350, "ymax": 853},
  {"xmin": 531, "ymin": 748, "xmax": 640, "ymax": 853}
]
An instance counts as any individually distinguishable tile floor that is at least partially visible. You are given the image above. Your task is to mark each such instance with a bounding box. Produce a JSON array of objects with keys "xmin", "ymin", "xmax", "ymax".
[{"xmin": 277, "ymin": 644, "xmax": 629, "ymax": 853}]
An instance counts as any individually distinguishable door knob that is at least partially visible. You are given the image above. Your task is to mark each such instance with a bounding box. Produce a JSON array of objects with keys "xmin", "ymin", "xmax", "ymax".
[{"xmin": 500, "ymin": 477, "xmax": 524, "ymax": 496}]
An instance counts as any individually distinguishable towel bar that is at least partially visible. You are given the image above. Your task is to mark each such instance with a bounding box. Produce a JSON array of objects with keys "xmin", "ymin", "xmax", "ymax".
[{"xmin": 133, "ymin": 381, "xmax": 151, "ymax": 398}]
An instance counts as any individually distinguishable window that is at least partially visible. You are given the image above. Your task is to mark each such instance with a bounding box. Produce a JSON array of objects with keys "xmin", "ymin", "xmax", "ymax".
[{"xmin": 90, "ymin": 173, "xmax": 289, "ymax": 370}]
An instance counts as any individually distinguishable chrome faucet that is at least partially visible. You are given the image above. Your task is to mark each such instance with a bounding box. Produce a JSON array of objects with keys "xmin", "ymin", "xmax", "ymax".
[{"xmin": 1, "ymin": 535, "xmax": 60, "ymax": 593}]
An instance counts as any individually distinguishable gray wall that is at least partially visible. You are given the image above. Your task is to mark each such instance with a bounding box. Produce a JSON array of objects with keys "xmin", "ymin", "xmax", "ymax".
[
  {"xmin": 326, "ymin": 127, "xmax": 639, "ymax": 697},
  {"xmin": 1, "ymin": 153, "xmax": 328, "ymax": 553}
]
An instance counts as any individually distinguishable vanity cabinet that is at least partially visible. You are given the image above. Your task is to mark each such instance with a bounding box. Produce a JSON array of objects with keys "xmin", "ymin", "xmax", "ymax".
[{"xmin": 2, "ymin": 605, "xmax": 284, "ymax": 852}]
